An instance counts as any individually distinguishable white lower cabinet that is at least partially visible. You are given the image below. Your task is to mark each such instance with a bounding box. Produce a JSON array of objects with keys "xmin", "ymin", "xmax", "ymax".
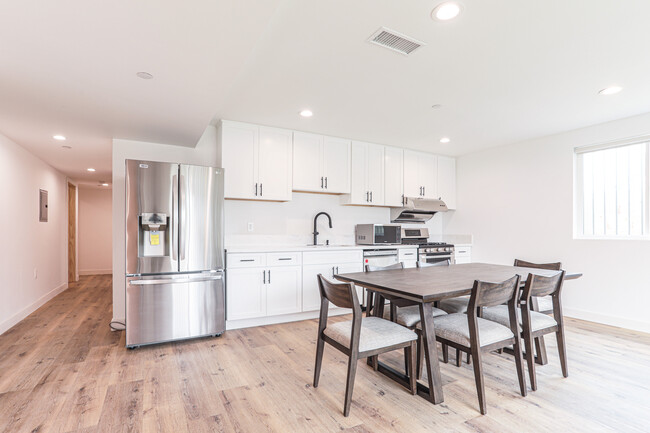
[
  {"xmin": 266, "ymin": 266, "xmax": 302, "ymax": 316},
  {"xmin": 398, "ymin": 247, "xmax": 418, "ymax": 268},
  {"xmin": 226, "ymin": 267, "xmax": 266, "ymax": 320},
  {"xmin": 302, "ymin": 250, "xmax": 363, "ymax": 311},
  {"xmin": 454, "ymin": 246, "xmax": 472, "ymax": 264}
]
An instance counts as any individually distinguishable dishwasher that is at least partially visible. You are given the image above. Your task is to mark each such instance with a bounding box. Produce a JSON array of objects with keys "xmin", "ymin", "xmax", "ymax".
[{"xmin": 362, "ymin": 249, "xmax": 399, "ymax": 310}]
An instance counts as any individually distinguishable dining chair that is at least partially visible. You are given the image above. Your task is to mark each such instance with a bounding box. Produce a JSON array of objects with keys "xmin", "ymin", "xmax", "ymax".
[
  {"xmin": 481, "ymin": 271, "xmax": 567, "ymax": 390},
  {"xmin": 313, "ymin": 274, "xmax": 418, "ymax": 416},
  {"xmin": 436, "ymin": 258, "xmax": 470, "ymax": 315},
  {"xmin": 423, "ymin": 275, "xmax": 527, "ymax": 415}
]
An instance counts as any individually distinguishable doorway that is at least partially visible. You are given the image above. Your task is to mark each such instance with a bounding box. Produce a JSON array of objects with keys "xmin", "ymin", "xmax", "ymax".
[{"xmin": 68, "ymin": 182, "xmax": 77, "ymax": 283}]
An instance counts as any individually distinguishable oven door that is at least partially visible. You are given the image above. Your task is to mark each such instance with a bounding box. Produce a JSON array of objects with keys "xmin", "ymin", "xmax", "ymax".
[{"xmin": 419, "ymin": 253, "xmax": 455, "ymax": 265}]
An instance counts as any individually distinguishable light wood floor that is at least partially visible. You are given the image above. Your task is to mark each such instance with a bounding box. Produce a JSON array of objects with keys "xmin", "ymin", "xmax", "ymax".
[{"xmin": 1, "ymin": 275, "xmax": 649, "ymax": 432}]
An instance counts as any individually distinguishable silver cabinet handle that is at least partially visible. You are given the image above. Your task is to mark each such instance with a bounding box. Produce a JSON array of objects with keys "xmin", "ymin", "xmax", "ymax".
[
  {"xmin": 423, "ymin": 186, "xmax": 425, "ymax": 196},
  {"xmin": 263, "ymin": 270, "xmax": 266, "ymax": 284},
  {"xmin": 129, "ymin": 275, "xmax": 223, "ymax": 285},
  {"xmin": 260, "ymin": 183, "xmax": 263, "ymax": 196},
  {"xmin": 332, "ymin": 266, "xmax": 335, "ymax": 276},
  {"xmin": 240, "ymin": 259, "xmax": 255, "ymax": 262},
  {"xmin": 336, "ymin": 266, "xmax": 339, "ymax": 273},
  {"xmin": 366, "ymin": 191, "xmax": 369, "ymax": 202},
  {"xmin": 278, "ymin": 258, "xmax": 292, "ymax": 261},
  {"xmin": 255, "ymin": 183, "xmax": 258, "ymax": 196},
  {"xmin": 268, "ymin": 269, "xmax": 271, "ymax": 284},
  {"xmin": 370, "ymin": 191, "xmax": 373, "ymax": 202},
  {"xmin": 321, "ymin": 177, "xmax": 324, "ymax": 188},
  {"xmin": 325, "ymin": 177, "xmax": 328, "ymax": 189},
  {"xmin": 402, "ymin": 194, "xmax": 405, "ymax": 205}
]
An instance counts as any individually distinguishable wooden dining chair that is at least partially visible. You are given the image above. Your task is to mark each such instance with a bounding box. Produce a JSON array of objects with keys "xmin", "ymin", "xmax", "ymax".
[
  {"xmin": 313, "ymin": 274, "xmax": 418, "ymax": 416},
  {"xmin": 424, "ymin": 275, "xmax": 527, "ymax": 414},
  {"xmin": 364, "ymin": 262, "xmax": 405, "ymax": 319},
  {"xmin": 482, "ymin": 271, "xmax": 567, "ymax": 390}
]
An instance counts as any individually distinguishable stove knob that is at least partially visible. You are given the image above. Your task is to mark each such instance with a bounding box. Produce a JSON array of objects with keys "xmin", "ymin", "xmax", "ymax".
[
  {"xmin": 446, "ymin": 247, "xmax": 452, "ymax": 252},
  {"xmin": 436, "ymin": 247, "xmax": 442, "ymax": 252}
]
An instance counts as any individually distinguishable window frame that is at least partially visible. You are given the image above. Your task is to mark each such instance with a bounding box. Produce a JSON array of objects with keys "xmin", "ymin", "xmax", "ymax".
[{"xmin": 574, "ymin": 135, "xmax": 650, "ymax": 240}]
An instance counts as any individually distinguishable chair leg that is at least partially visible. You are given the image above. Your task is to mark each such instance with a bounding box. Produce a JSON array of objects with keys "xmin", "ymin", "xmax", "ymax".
[
  {"xmin": 390, "ymin": 303, "xmax": 397, "ymax": 322},
  {"xmin": 371, "ymin": 354, "xmax": 378, "ymax": 371},
  {"xmin": 416, "ymin": 333, "xmax": 424, "ymax": 380},
  {"xmin": 366, "ymin": 291, "xmax": 374, "ymax": 317},
  {"xmin": 470, "ymin": 348, "xmax": 487, "ymax": 415},
  {"xmin": 512, "ymin": 337, "xmax": 527, "ymax": 397},
  {"xmin": 343, "ymin": 353, "xmax": 359, "ymax": 417},
  {"xmin": 467, "ymin": 352, "xmax": 471, "ymax": 364},
  {"xmin": 524, "ymin": 332, "xmax": 537, "ymax": 391},
  {"xmin": 442, "ymin": 343, "xmax": 449, "ymax": 363},
  {"xmin": 556, "ymin": 328, "xmax": 569, "ymax": 378},
  {"xmin": 456, "ymin": 348, "xmax": 462, "ymax": 367},
  {"xmin": 406, "ymin": 341, "xmax": 417, "ymax": 395},
  {"xmin": 534, "ymin": 335, "xmax": 548, "ymax": 365},
  {"xmin": 403, "ymin": 348, "xmax": 410, "ymax": 376},
  {"xmin": 313, "ymin": 335, "xmax": 325, "ymax": 387}
]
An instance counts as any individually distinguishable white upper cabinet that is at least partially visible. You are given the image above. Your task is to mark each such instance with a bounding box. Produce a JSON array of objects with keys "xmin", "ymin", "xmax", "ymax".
[
  {"xmin": 343, "ymin": 141, "xmax": 385, "ymax": 205},
  {"xmin": 293, "ymin": 132, "xmax": 350, "ymax": 194},
  {"xmin": 384, "ymin": 146, "xmax": 404, "ymax": 207},
  {"xmin": 219, "ymin": 121, "xmax": 292, "ymax": 201},
  {"xmin": 403, "ymin": 150, "xmax": 438, "ymax": 199},
  {"xmin": 437, "ymin": 156, "xmax": 456, "ymax": 209}
]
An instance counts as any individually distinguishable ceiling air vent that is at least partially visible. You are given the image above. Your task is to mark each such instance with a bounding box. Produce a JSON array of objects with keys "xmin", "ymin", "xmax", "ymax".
[{"xmin": 367, "ymin": 27, "xmax": 425, "ymax": 55}]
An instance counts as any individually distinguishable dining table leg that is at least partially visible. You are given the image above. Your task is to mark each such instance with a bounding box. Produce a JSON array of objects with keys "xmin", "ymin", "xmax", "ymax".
[{"xmin": 419, "ymin": 302, "xmax": 444, "ymax": 404}]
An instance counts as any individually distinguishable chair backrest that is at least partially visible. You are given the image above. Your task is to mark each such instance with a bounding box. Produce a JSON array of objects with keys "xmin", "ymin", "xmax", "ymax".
[
  {"xmin": 416, "ymin": 259, "xmax": 450, "ymax": 268},
  {"xmin": 317, "ymin": 274, "xmax": 360, "ymax": 311},
  {"xmin": 521, "ymin": 271, "xmax": 565, "ymax": 300},
  {"xmin": 467, "ymin": 274, "xmax": 521, "ymax": 310},
  {"xmin": 513, "ymin": 259, "xmax": 562, "ymax": 271},
  {"xmin": 365, "ymin": 262, "xmax": 404, "ymax": 272}
]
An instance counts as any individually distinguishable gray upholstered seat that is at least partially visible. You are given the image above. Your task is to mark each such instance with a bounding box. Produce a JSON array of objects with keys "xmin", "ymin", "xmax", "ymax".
[
  {"xmin": 535, "ymin": 296, "xmax": 553, "ymax": 313},
  {"xmin": 438, "ymin": 296, "xmax": 470, "ymax": 314},
  {"xmin": 395, "ymin": 305, "xmax": 447, "ymax": 328},
  {"xmin": 323, "ymin": 317, "xmax": 417, "ymax": 353},
  {"xmin": 422, "ymin": 313, "xmax": 514, "ymax": 347},
  {"xmin": 482, "ymin": 305, "xmax": 557, "ymax": 333}
]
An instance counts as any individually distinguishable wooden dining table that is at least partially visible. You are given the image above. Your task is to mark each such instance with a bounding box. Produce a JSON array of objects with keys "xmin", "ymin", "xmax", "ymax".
[{"xmin": 334, "ymin": 262, "xmax": 583, "ymax": 404}]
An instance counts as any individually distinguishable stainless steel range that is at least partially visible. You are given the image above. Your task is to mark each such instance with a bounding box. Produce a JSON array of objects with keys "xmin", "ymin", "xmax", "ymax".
[{"xmin": 401, "ymin": 227, "xmax": 455, "ymax": 265}]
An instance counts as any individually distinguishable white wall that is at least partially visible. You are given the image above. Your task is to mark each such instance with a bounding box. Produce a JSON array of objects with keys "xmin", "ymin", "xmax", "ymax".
[
  {"xmin": 78, "ymin": 185, "xmax": 112, "ymax": 274},
  {"xmin": 445, "ymin": 111, "xmax": 650, "ymax": 333},
  {"xmin": 0, "ymin": 132, "xmax": 68, "ymax": 334}
]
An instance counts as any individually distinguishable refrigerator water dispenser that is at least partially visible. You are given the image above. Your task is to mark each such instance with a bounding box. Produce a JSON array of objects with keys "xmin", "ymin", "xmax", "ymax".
[{"xmin": 139, "ymin": 212, "xmax": 169, "ymax": 257}]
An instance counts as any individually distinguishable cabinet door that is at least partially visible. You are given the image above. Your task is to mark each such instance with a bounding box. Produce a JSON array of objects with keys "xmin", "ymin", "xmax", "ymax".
[
  {"xmin": 403, "ymin": 150, "xmax": 421, "ymax": 198},
  {"xmin": 366, "ymin": 144, "xmax": 385, "ymax": 205},
  {"xmin": 221, "ymin": 122, "xmax": 257, "ymax": 199},
  {"xmin": 349, "ymin": 141, "xmax": 369, "ymax": 204},
  {"xmin": 293, "ymin": 132, "xmax": 323, "ymax": 192},
  {"xmin": 226, "ymin": 268, "xmax": 265, "ymax": 320},
  {"xmin": 384, "ymin": 146, "xmax": 404, "ymax": 206},
  {"xmin": 419, "ymin": 153, "xmax": 438, "ymax": 199},
  {"xmin": 266, "ymin": 266, "xmax": 302, "ymax": 316},
  {"xmin": 258, "ymin": 127, "xmax": 293, "ymax": 201},
  {"xmin": 437, "ymin": 156, "xmax": 456, "ymax": 209},
  {"xmin": 302, "ymin": 264, "xmax": 334, "ymax": 312},
  {"xmin": 336, "ymin": 263, "xmax": 364, "ymax": 306},
  {"xmin": 322, "ymin": 136, "xmax": 351, "ymax": 193}
]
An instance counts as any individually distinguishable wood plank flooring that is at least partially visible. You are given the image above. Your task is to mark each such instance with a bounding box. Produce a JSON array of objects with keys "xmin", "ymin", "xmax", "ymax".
[{"xmin": 0, "ymin": 275, "xmax": 648, "ymax": 432}]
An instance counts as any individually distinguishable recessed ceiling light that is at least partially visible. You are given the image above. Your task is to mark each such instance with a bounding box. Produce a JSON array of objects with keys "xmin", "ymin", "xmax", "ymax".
[
  {"xmin": 431, "ymin": 104, "xmax": 442, "ymax": 109},
  {"xmin": 432, "ymin": 2, "xmax": 463, "ymax": 21},
  {"xmin": 53, "ymin": 135, "xmax": 66, "ymax": 141},
  {"xmin": 101, "ymin": 182, "xmax": 109, "ymax": 187},
  {"xmin": 598, "ymin": 86, "xmax": 622, "ymax": 95},
  {"xmin": 61, "ymin": 145, "xmax": 72, "ymax": 149},
  {"xmin": 440, "ymin": 137, "xmax": 451, "ymax": 143},
  {"xmin": 87, "ymin": 168, "xmax": 96, "ymax": 172},
  {"xmin": 300, "ymin": 109, "xmax": 313, "ymax": 117},
  {"xmin": 136, "ymin": 72, "xmax": 153, "ymax": 80}
]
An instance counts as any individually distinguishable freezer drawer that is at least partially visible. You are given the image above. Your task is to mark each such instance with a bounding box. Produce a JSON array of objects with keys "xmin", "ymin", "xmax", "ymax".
[{"xmin": 126, "ymin": 273, "xmax": 225, "ymax": 347}]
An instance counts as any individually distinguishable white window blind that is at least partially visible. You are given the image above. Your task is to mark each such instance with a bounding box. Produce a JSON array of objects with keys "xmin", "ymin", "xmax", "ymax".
[{"xmin": 575, "ymin": 139, "xmax": 649, "ymax": 238}]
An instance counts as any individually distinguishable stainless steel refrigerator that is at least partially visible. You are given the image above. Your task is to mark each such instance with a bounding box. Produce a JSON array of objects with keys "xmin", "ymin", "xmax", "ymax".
[{"xmin": 125, "ymin": 159, "xmax": 225, "ymax": 348}]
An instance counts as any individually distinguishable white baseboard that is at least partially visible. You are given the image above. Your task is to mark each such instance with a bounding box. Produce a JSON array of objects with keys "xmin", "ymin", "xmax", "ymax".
[
  {"xmin": 564, "ymin": 307, "xmax": 650, "ymax": 334},
  {"xmin": 79, "ymin": 269, "xmax": 112, "ymax": 275},
  {"xmin": 226, "ymin": 308, "xmax": 351, "ymax": 330},
  {"xmin": 0, "ymin": 282, "xmax": 69, "ymax": 335}
]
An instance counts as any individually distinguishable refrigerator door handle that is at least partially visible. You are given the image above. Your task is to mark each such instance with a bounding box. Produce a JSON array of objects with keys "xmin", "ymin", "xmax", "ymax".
[
  {"xmin": 129, "ymin": 274, "xmax": 223, "ymax": 285},
  {"xmin": 179, "ymin": 173, "xmax": 187, "ymax": 261},
  {"xmin": 171, "ymin": 173, "xmax": 178, "ymax": 261}
]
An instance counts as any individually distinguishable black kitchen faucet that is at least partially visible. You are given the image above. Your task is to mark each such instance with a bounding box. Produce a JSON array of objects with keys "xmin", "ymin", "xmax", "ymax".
[{"xmin": 313, "ymin": 212, "xmax": 332, "ymax": 245}]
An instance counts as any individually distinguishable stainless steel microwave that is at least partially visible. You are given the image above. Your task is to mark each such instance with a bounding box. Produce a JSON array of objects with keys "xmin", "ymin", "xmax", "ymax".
[{"xmin": 355, "ymin": 224, "xmax": 402, "ymax": 245}]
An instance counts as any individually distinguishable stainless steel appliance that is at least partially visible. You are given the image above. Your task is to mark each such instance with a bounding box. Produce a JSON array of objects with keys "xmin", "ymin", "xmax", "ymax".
[
  {"xmin": 390, "ymin": 197, "xmax": 448, "ymax": 223},
  {"xmin": 362, "ymin": 248, "xmax": 399, "ymax": 268},
  {"xmin": 355, "ymin": 224, "xmax": 402, "ymax": 245},
  {"xmin": 401, "ymin": 227, "xmax": 455, "ymax": 265},
  {"xmin": 125, "ymin": 160, "xmax": 225, "ymax": 348}
]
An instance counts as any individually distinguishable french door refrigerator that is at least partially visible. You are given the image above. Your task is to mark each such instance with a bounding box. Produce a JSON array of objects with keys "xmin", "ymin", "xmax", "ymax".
[{"xmin": 125, "ymin": 159, "xmax": 225, "ymax": 347}]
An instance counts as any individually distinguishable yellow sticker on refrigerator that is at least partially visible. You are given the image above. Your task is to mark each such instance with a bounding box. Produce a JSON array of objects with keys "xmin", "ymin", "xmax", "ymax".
[{"xmin": 150, "ymin": 232, "xmax": 160, "ymax": 245}]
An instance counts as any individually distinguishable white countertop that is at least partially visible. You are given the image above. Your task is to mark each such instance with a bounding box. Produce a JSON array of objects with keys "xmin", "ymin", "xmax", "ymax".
[{"xmin": 225, "ymin": 244, "xmax": 419, "ymax": 253}]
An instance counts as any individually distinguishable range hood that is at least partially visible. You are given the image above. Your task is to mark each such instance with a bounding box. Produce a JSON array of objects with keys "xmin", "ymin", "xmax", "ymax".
[{"xmin": 390, "ymin": 197, "xmax": 448, "ymax": 223}]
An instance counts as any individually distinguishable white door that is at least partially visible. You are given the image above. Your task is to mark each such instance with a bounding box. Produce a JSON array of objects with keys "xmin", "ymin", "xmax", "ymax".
[
  {"xmin": 366, "ymin": 144, "xmax": 385, "ymax": 205},
  {"xmin": 221, "ymin": 122, "xmax": 257, "ymax": 199},
  {"xmin": 266, "ymin": 266, "xmax": 302, "ymax": 316},
  {"xmin": 258, "ymin": 127, "xmax": 292, "ymax": 201},
  {"xmin": 293, "ymin": 132, "xmax": 323, "ymax": 192},
  {"xmin": 302, "ymin": 264, "xmax": 335, "ymax": 312},
  {"xmin": 403, "ymin": 150, "xmax": 421, "ymax": 198},
  {"xmin": 322, "ymin": 136, "xmax": 351, "ymax": 193},
  {"xmin": 437, "ymin": 156, "xmax": 456, "ymax": 209},
  {"xmin": 227, "ymin": 268, "xmax": 266, "ymax": 320},
  {"xmin": 420, "ymin": 153, "xmax": 438, "ymax": 199},
  {"xmin": 349, "ymin": 141, "xmax": 369, "ymax": 204},
  {"xmin": 384, "ymin": 146, "xmax": 404, "ymax": 206}
]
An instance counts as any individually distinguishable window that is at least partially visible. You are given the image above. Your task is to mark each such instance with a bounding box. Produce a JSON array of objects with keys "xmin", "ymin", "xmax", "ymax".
[{"xmin": 575, "ymin": 138, "xmax": 649, "ymax": 238}]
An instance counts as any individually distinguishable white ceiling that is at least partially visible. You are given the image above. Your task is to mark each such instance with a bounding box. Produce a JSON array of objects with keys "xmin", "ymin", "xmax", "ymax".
[{"xmin": 2, "ymin": 0, "xmax": 650, "ymax": 183}]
